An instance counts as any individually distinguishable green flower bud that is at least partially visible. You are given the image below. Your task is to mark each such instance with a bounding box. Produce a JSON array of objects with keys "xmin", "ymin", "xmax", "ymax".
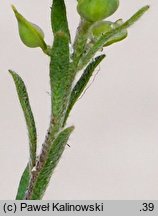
[
  {"xmin": 90, "ymin": 19, "xmax": 128, "ymax": 46},
  {"xmin": 77, "ymin": 0, "xmax": 119, "ymax": 22},
  {"xmin": 91, "ymin": 21, "xmax": 113, "ymax": 37},
  {"xmin": 105, "ymin": 19, "xmax": 128, "ymax": 46},
  {"xmin": 12, "ymin": 5, "xmax": 47, "ymax": 50}
]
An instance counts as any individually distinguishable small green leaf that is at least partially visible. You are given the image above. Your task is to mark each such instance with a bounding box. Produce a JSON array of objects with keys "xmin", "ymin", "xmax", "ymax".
[
  {"xmin": 16, "ymin": 164, "xmax": 30, "ymax": 200},
  {"xmin": 12, "ymin": 5, "xmax": 47, "ymax": 51},
  {"xmin": 9, "ymin": 70, "xmax": 37, "ymax": 169},
  {"xmin": 50, "ymin": 0, "xmax": 71, "ymax": 130},
  {"xmin": 63, "ymin": 55, "xmax": 105, "ymax": 126},
  {"xmin": 50, "ymin": 34, "xmax": 70, "ymax": 131},
  {"xmin": 30, "ymin": 126, "xmax": 74, "ymax": 200},
  {"xmin": 80, "ymin": 5, "xmax": 149, "ymax": 70}
]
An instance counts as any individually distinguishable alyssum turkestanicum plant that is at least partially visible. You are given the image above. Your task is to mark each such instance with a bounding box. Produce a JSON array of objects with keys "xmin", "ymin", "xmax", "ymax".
[{"xmin": 9, "ymin": 0, "xmax": 149, "ymax": 200}]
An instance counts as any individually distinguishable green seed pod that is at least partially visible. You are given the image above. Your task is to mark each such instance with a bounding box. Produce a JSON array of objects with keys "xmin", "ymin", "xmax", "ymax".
[
  {"xmin": 12, "ymin": 5, "xmax": 47, "ymax": 50},
  {"xmin": 90, "ymin": 19, "xmax": 128, "ymax": 46},
  {"xmin": 77, "ymin": 0, "xmax": 119, "ymax": 22}
]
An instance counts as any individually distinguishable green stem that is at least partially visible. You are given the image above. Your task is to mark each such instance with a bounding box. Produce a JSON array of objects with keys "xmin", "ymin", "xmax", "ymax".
[{"xmin": 71, "ymin": 19, "xmax": 93, "ymax": 72}]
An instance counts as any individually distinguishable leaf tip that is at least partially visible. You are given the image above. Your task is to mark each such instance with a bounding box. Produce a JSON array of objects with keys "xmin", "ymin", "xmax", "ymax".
[
  {"xmin": 145, "ymin": 5, "xmax": 150, "ymax": 10},
  {"xmin": 71, "ymin": 125, "xmax": 75, "ymax": 131},
  {"xmin": 8, "ymin": 69, "xmax": 14, "ymax": 74},
  {"xmin": 8, "ymin": 69, "xmax": 13, "ymax": 74},
  {"xmin": 140, "ymin": 5, "xmax": 150, "ymax": 14},
  {"xmin": 8, "ymin": 70, "xmax": 17, "ymax": 79},
  {"xmin": 11, "ymin": 4, "xmax": 18, "ymax": 15},
  {"xmin": 68, "ymin": 126, "xmax": 75, "ymax": 133}
]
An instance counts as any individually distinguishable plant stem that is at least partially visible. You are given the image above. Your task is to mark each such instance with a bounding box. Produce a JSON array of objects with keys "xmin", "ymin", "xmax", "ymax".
[
  {"xmin": 24, "ymin": 118, "xmax": 56, "ymax": 199},
  {"xmin": 24, "ymin": 18, "xmax": 93, "ymax": 197},
  {"xmin": 71, "ymin": 19, "xmax": 92, "ymax": 71},
  {"xmin": 19, "ymin": 4, "xmax": 149, "ymax": 200}
]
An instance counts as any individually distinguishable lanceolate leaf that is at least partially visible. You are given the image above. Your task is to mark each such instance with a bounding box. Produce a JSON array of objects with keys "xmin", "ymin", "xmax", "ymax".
[
  {"xmin": 50, "ymin": 36, "xmax": 70, "ymax": 130},
  {"xmin": 63, "ymin": 55, "xmax": 106, "ymax": 126},
  {"xmin": 9, "ymin": 70, "xmax": 37, "ymax": 169},
  {"xmin": 50, "ymin": 0, "xmax": 71, "ymax": 131},
  {"xmin": 79, "ymin": 5, "xmax": 149, "ymax": 70},
  {"xmin": 16, "ymin": 164, "xmax": 30, "ymax": 200},
  {"xmin": 30, "ymin": 126, "xmax": 74, "ymax": 200}
]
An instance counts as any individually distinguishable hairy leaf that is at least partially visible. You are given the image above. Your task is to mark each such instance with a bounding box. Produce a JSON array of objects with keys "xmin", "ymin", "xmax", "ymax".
[
  {"xmin": 50, "ymin": 0, "xmax": 71, "ymax": 130},
  {"xmin": 9, "ymin": 70, "xmax": 37, "ymax": 169}
]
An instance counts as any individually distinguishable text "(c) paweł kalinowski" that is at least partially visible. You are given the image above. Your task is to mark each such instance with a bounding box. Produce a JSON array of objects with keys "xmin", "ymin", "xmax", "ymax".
[{"xmin": 20, "ymin": 202, "xmax": 104, "ymax": 212}]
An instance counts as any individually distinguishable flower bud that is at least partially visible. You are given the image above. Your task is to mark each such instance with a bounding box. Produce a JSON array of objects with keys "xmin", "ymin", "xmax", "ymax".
[
  {"xmin": 77, "ymin": 0, "xmax": 119, "ymax": 22},
  {"xmin": 91, "ymin": 21, "xmax": 113, "ymax": 38},
  {"xmin": 12, "ymin": 5, "xmax": 47, "ymax": 50},
  {"xmin": 105, "ymin": 19, "xmax": 128, "ymax": 46},
  {"xmin": 90, "ymin": 19, "xmax": 127, "ymax": 46}
]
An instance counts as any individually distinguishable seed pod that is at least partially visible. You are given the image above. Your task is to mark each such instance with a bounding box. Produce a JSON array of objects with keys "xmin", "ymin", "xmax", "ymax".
[
  {"xmin": 77, "ymin": 0, "xmax": 119, "ymax": 22},
  {"xmin": 90, "ymin": 19, "xmax": 128, "ymax": 46},
  {"xmin": 12, "ymin": 5, "xmax": 47, "ymax": 50}
]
